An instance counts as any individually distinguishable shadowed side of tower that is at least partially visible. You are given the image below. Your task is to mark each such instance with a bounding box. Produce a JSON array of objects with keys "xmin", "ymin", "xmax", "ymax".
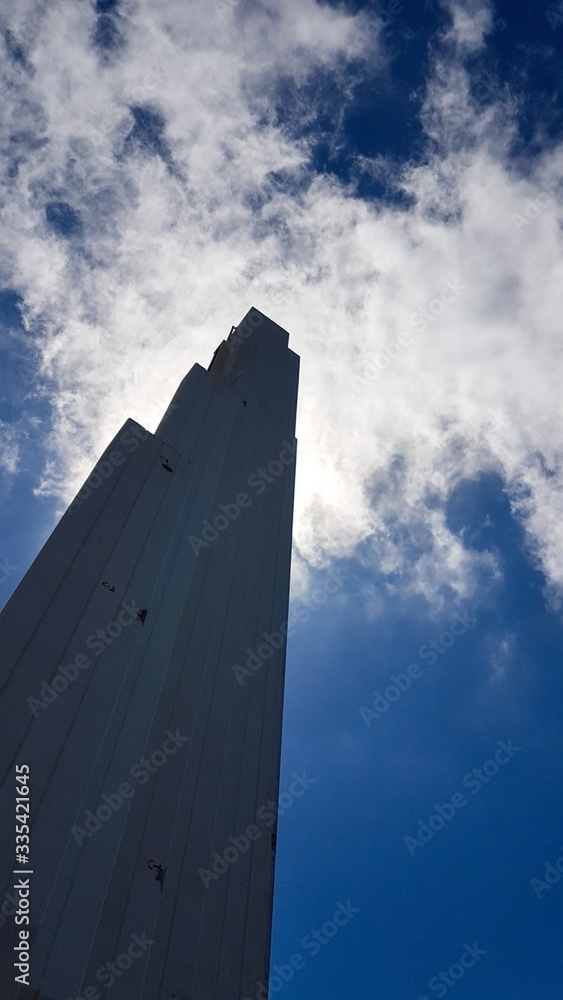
[{"xmin": 0, "ymin": 308, "xmax": 299, "ymax": 1000}]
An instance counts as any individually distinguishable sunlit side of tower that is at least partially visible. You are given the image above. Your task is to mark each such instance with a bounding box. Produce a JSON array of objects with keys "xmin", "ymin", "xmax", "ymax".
[{"xmin": 0, "ymin": 307, "xmax": 299, "ymax": 1000}]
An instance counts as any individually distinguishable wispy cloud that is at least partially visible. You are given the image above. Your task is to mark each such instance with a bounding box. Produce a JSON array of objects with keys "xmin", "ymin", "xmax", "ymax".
[
  {"xmin": 487, "ymin": 631, "xmax": 516, "ymax": 682},
  {"xmin": 1, "ymin": 0, "xmax": 562, "ymax": 612}
]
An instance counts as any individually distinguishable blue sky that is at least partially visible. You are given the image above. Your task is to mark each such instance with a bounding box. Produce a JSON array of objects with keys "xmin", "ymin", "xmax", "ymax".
[{"xmin": 1, "ymin": 0, "xmax": 563, "ymax": 997}]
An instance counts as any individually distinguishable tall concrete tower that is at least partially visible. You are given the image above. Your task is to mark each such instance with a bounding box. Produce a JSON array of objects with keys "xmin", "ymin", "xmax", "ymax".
[{"xmin": 0, "ymin": 308, "xmax": 299, "ymax": 1000}]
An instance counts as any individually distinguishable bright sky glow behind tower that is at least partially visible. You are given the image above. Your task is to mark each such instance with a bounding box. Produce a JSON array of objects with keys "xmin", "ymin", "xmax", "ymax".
[{"xmin": 0, "ymin": 0, "xmax": 562, "ymax": 996}]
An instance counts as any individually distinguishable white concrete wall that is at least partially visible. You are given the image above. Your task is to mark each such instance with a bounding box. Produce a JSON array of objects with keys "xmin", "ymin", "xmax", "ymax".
[{"xmin": 0, "ymin": 308, "xmax": 299, "ymax": 1000}]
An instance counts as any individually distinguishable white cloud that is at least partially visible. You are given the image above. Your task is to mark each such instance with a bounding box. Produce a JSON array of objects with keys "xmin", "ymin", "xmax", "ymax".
[
  {"xmin": 0, "ymin": 422, "xmax": 20, "ymax": 476},
  {"xmin": 359, "ymin": 583, "xmax": 385, "ymax": 622},
  {"xmin": 440, "ymin": 0, "xmax": 494, "ymax": 53},
  {"xmin": 1, "ymin": 0, "xmax": 563, "ymax": 611},
  {"xmin": 486, "ymin": 630, "xmax": 516, "ymax": 682}
]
